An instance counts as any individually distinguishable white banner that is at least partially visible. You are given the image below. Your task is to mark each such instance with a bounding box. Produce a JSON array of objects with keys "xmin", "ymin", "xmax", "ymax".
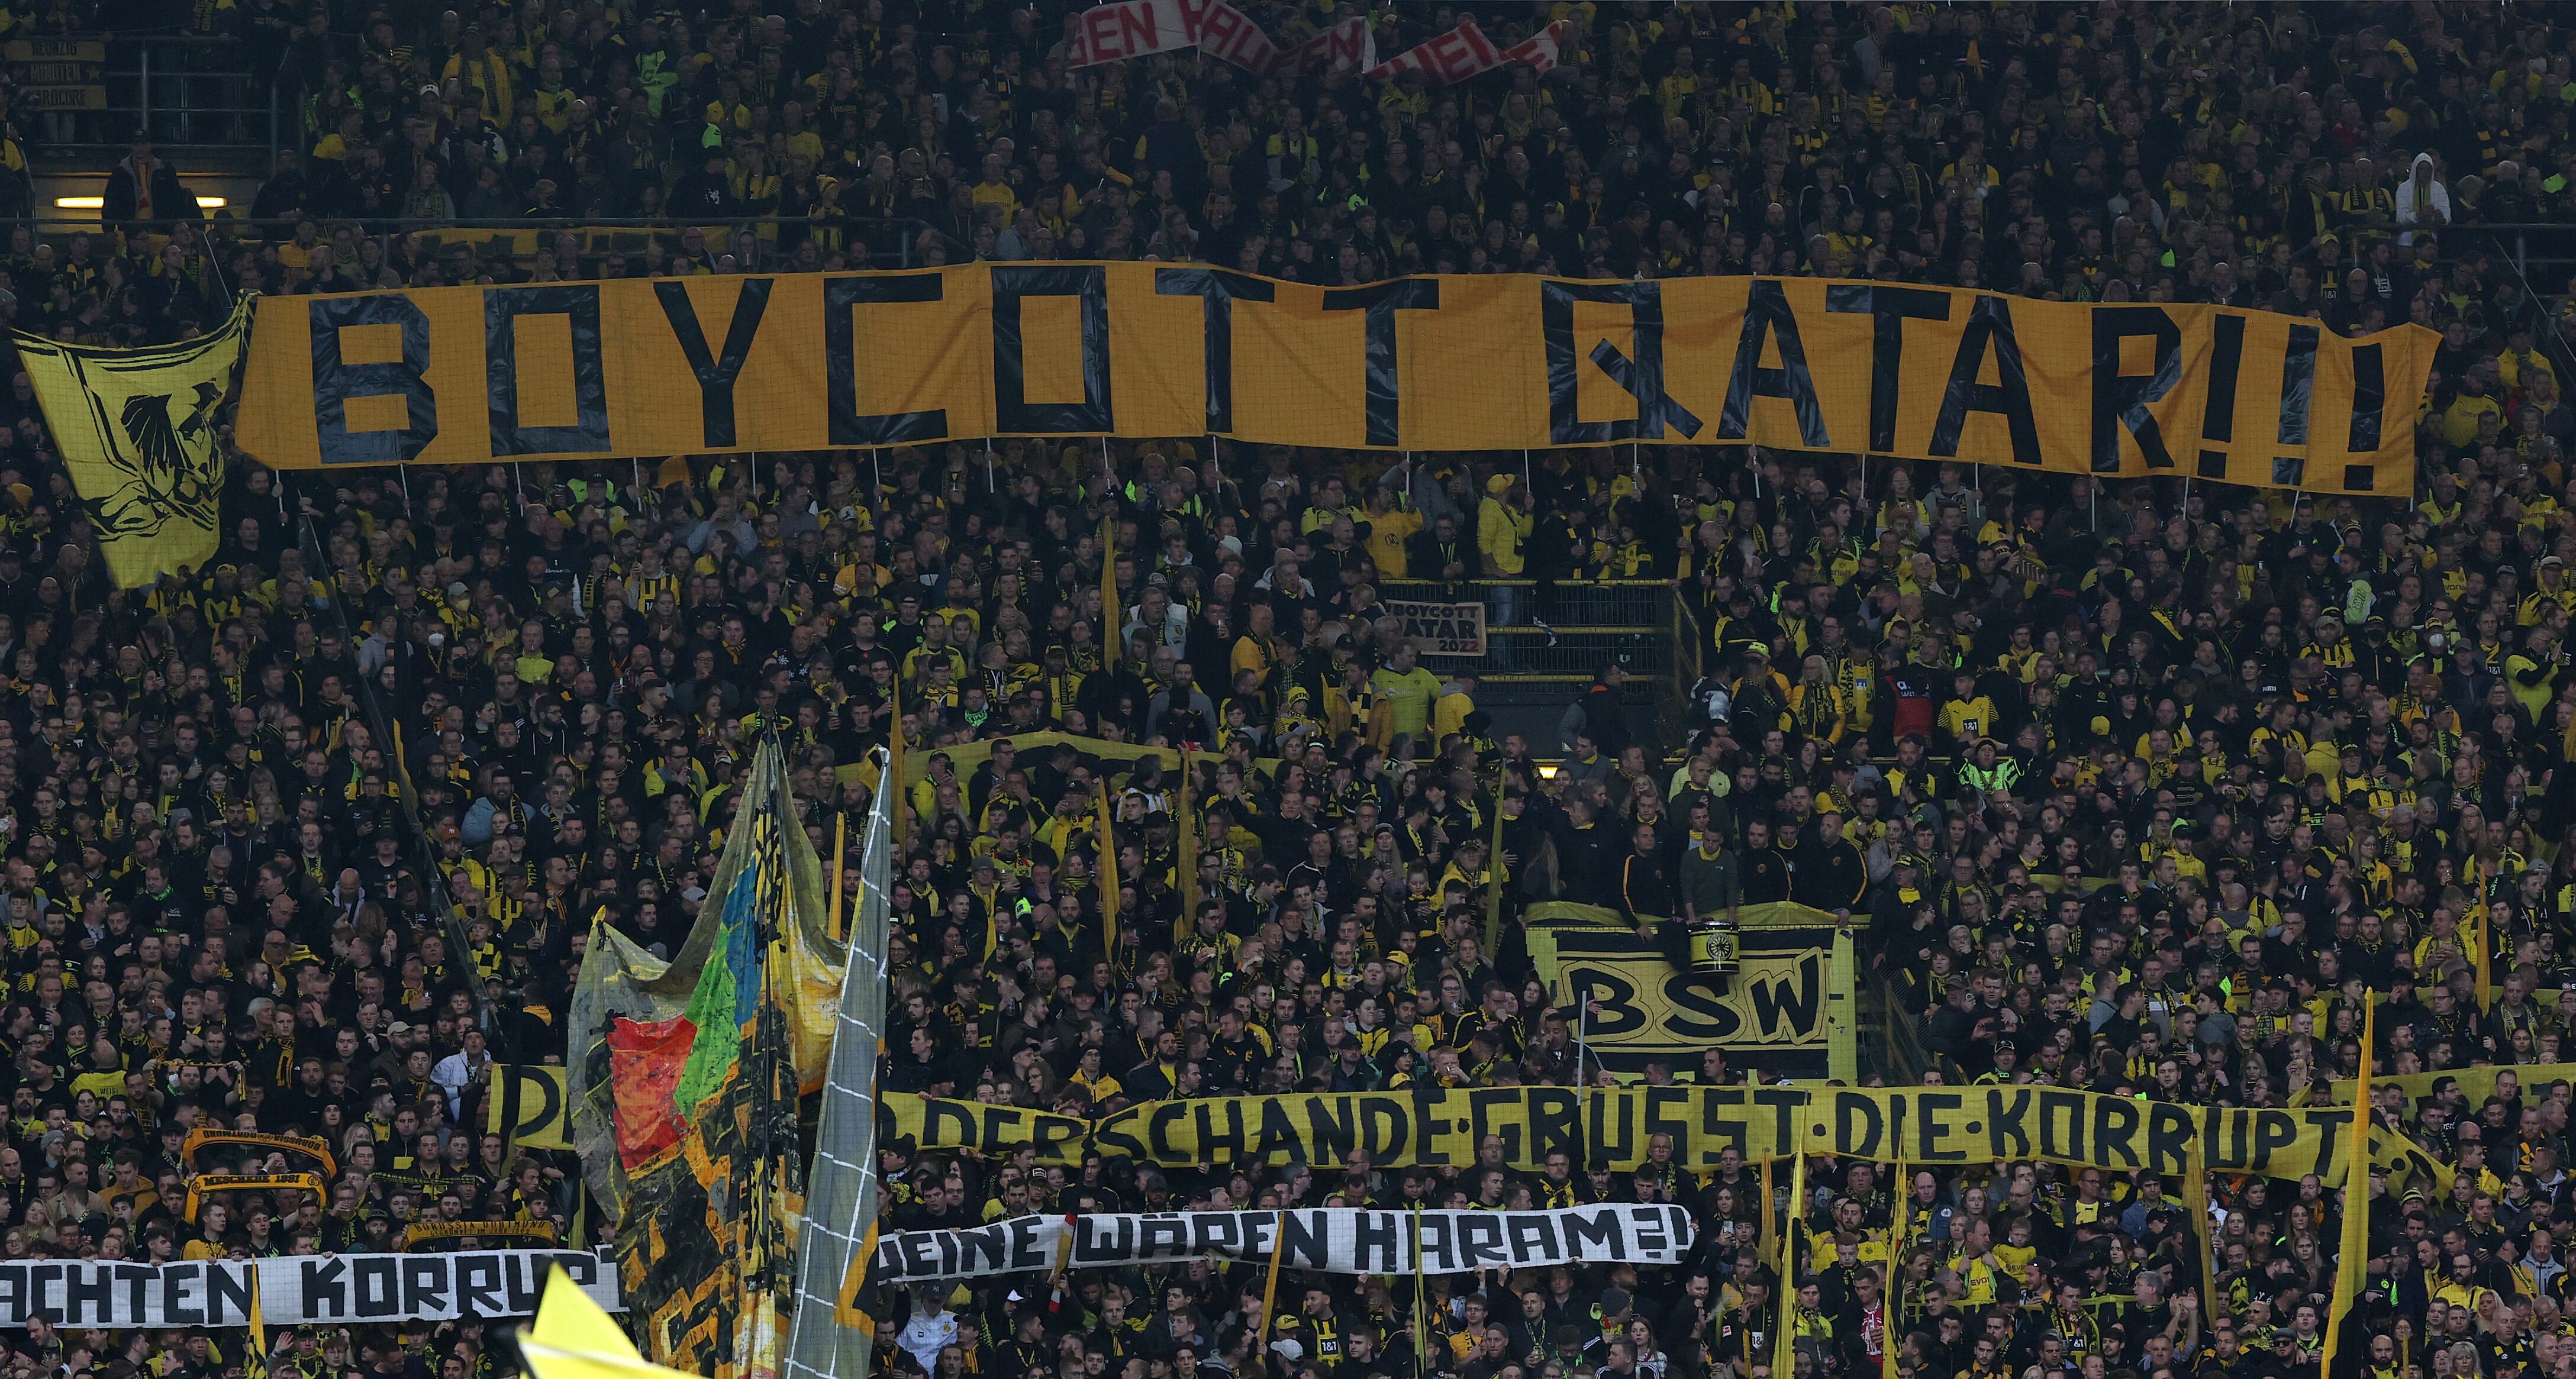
[
  {"xmin": 1381, "ymin": 598, "xmax": 1487, "ymax": 656},
  {"xmin": 873, "ymin": 1205, "xmax": 1692, "ymax": 1283},
  {"xmin": 0, "ymin": 1251, "xmax": 620, "ymax": 1329}
]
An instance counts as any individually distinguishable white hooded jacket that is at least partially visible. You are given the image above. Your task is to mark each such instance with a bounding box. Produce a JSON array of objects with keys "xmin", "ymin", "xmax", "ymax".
[{"xmin": 2395, "ymin": 151, "xmax": 2450, "ymax": 246}]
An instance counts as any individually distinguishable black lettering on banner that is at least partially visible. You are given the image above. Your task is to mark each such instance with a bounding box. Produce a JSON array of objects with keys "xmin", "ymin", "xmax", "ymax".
[
  {"xmin": 302, "ymin": 1258, "xmax": 353, "ymax": 1319},
  {"xmin": 1155, "ymin": 268, "xmax": 1275, "ymax": 433},
  {"xmin": 1295, "ymin": 1097, "xmax": 1346, "ymax": 1165},
  {"xmin": 1361, "ymin": 1097, "xmax": 1409, "ymax": 1160},
  {"xmin": 1563, "ymin": 1208, "xmax": 1621, "ymax": 1258},
  {"xmin": 960, "ymin": 1222, "xmax": 1014, "ymax": 1273},
  {"xmin": 1659, "ymin": 974, "xmax": 1740, "ymax": 1042},
  {"xmin": 981, "ymin": 1105, "xmax": 1028, "ymax": 1154},
  {"xmin": 162, "ymin": 1262, "xmax": 204, "ymax": 1325},
  {"xmin": 1833, "ymin": 1091, "xmax": 1885, "ymax": 1161},
  {"xmin": 1643, "ymin": 1086, "xmax": 1692, "ymax": 1158},
  {"xmin": 502, "ymin": 1254, "xmax": 541, "ymax": 1316},
  {"xmin": 1419, "ymin": 1214, "xmax": 1456, "ymax": 1273},
  {"xmin": 1033, "ymin": 1112, "xmax": 1085, "ymax": 1164},
  {"xmin": 1719, "ymin": 280, "xmax": 1829, "ymax": 447},
  {"xmin": 484, "ymin": 286, "xmax": 609, "ymax": 457},
  {"xmin": 1321, "ymin": 279, "xmax": 1441, "ymax": 446},
  {"xmin": 2092, "ymin": 1096, "xmax": 2143, "ymax": 1169},
  {"xmin": 1094, "ymin": 1105, "xmax": 1148, "ymax": 1161},
  {"xmin": 1752, "ymin": 1089, "xmax": 1805, "ymax": 1161},
  {"xmin": 1459, "ymin": 1213, "xmax": 1508, "ymax": 1267},
  {"xmin": 1073, "ymin": 1217, "xmax": 1130, "ymax": 1267},
  {"xmin": 1588, "ymin": 1091, "xmax": 1634, "ymax": 1166},
  {"xmin": 1539, "ymin": 280, "xmax": 1703, "ymax": 444},
  {"xmin": 653, "ymin": 278, "xmax": 773, "ymax": 447},
  {"xmin": 2036, "ymin": 1089, "xmax": 2087, "ymax": 1162},
  {"xmin": 311, "ymin": 295, "xmax": 438, "ymax": 464},
  {"xmin": 825, "ymin": 275, "xmax": 949, "ymax": 445},
  {"xmin": 1697, "ymin": 1089, "xmax": 1751, "ymax": 1164},
  {"xmin": 992, "ymin": 264, "xmax": 1114, "ymax": 434},
  {"xmin": 1195, "ymin": 1213, "xmax": 1238, "ymax": 1258},
  {"xmin": 1355, "ymin": 1212, "xmax": 1404, "ymax": 1274},
  {"xmin": 457, "ymin": 1255, "xmax": 503, "ymax": 1317},
  {"xmin": 2347, "ymin": 343, "xmax": 2387, "ymax": 453},
  {"xmin": 1987, "ymin": 1088, "xmax": 2033, "ymax": 1159},
  {"xmin": 2274, "ymin": 323, "xmax": 2319, "ymax": 487},
  {"xmin": 1196, "ymin": 1100, "xmax": 1246, "ymax": 1163},
  {"xmin": 1467, "ymin": 1088, "xmax": 1521, "ymax": 1164},
  {"xmin": 2208, "ymin": 1108, "xmax": 2250, "ymax": 1171},
  {"xmin": 1631, "ymin": 1206, "xmax": 1666, "ymax": 1254},
  {"xmin": 1281, "ymin": 1212, "xmax": 1328, "ymax": 1270},
  {"xmin": 25, "ymin": 1264, "xmax": 57, "ymax": 1323},
  {"xmin": 1144, "ymin": 1102, "xmax": 1186, "ymax": 1161},
  {"xmin": 0, "ymin": 1266, "xmax": 22, "ymax": 1326},
  {"xmin": 206, "ymin": 1262, "xmax": 253, "ymax": 1325},
  {"xmin": 2303, "ymin": 1109, "xmax": 2351, "ymax": 1183},
  {"xmin": 2146, "ymin": 1102, "xmax": 2196, "ymax": 1177},
  {"xmin": 1506, "ymin": 1213, "xmax": 1559, "ymax": 1267},
  {"xmin": 1929, "ymin": 296, "xmax": 2042, "ymax": 465},
  {"xmin": 2345, "ymin": 349, "xmax": 2385, "ymax": 492},
  {"xmin": 1015, "ymin": 1216, "xmax": 1054, "ymax": 1270},
  {"xmin": 1529, "ymin": 1088, "xmax": 1581, "ymax": 1165},
  {"xmin": 1250, "ymin": 1099, "xmax": 1300, "ymax": 1164},
  {"xmin": 1915, "ymin": 1091, "xmax": 1965, "ymax": 1162},
  {"xmin": 355, "ymin": 1257, "xmax": 401, "ymax": 1318},
  {"xmin": 403, "ymin": 1257, "xmax": 450, "ymax": 1320},
  {"xmin": 2199, "ymin": 314, "xmax": 2247, "ymax": 477},
  {"xmin": 2250, "ymin": 1110, "xmax": 2300, "ymax": 1170},
  {"xmin": 1824, "ymin": 283, "xmax": 1951, "ymax": 451},
  {"xmin": 1412, "ymin": 1086, "xmax": 1455, "ymax": 1167},
  {"xmin": 63, "ymin": 1265, "xmax": 108, "ymax": 1326},
  {"xmin": 116, "ymin": 1265, "xmax": 152, "ymax": 1326},
  {"xmin": 924, "ymin": 1100, "xmax": 978, "ymax": 1155},
  {"xmin": 2091, "ymin": 306, "xmax": 2182, "ymax": 470},
  {"xmin": 1568, "ymin": 966, "xmax": 1645, "ymax": 1035},
  {"xmin": 1140, "ymin": 1216, "xmax": 1189, "ymax": 1259},
  {"xmin": 896, "ymin": 1231, "xmax": 939, "ymax": 1277}
]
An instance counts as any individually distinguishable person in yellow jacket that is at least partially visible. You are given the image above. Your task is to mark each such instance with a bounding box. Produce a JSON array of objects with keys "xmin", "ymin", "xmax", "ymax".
[{"xmin": 1477, "ymin": 474, "xmax": 1533, "ymax": 660}]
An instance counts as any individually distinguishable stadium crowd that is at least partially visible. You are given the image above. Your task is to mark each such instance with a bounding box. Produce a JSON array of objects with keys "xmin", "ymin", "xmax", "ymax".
[{"xmin": 0, "ymin": 5, "xmax": 2569, "ymax": 1379}]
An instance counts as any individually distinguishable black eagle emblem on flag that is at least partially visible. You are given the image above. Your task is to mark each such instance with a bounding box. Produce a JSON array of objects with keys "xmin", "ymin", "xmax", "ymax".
[{"xmin": 85, "ymin": 377, "xmax": 224, "ymax": 540}]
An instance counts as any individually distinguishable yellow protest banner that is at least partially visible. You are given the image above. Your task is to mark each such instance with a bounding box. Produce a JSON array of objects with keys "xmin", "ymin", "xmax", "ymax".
[
  {"xmin": 15, "ymin": 297, "xmax": 248, "ymax": 586},
  {"xmin": 885, "ymin": 1086, "xmax": 2451, "ymax": 1194},
  {"xmin": 236, "ymin": 269, "xmax": 2431, "ymax": 494},
  {"xmin": 1528, "ymin": 906, "xmax": 1842, "ymax": 1079},
  {"xmin": 2329, "ymin": 1060, "xmax": 2576, "ymax": 1107},
  {"xmin": 487, "ymin": 1063, "xmax": 574, "ymax": 1151}
]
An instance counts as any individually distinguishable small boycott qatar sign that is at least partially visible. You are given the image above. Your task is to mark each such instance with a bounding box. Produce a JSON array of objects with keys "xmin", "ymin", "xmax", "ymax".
[{"xmin": 1384, "ymin": 598, "xmax": 1487, "ymax": 655}]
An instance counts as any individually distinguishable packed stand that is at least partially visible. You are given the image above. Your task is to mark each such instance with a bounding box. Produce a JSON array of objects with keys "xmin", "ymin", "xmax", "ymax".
[{"xmin": 0, "ymin": 4, "xmax": 2568, "ymax": 1379}]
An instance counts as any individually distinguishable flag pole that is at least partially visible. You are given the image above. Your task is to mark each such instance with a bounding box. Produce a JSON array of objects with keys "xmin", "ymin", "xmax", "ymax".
[{"xmin": 2322, "ymin": 993, "xmax": 2378, "ymax": 1379}]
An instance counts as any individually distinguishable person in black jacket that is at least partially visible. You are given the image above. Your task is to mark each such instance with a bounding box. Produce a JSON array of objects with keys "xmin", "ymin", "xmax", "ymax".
[{"xmin": 102, "ymin": 134, "xmax": 205, "ymax": 239}]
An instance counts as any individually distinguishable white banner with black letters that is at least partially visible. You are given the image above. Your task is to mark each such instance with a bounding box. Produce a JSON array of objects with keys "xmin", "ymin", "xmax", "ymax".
[
  {"xmin": 873, "ymin": 1204, "xmax": 1692, "ymax": 1283},
  {"xmin": 0, "ymin": 1250, "xmax": 620, "ymax": 1328}
]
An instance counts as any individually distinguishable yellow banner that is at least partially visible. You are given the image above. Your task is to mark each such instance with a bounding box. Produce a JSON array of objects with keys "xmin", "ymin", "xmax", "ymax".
[
  {"xmin": 2329, "ymin": 1060, "xmax": 2576, "ymax": 1107},
  {"xmin": 886, "ymin": 1086, "xmax": 2451, "ymax": 1192},
  {"xmin": 16, "ymin": 298, "xmax": 248, "ymax": 586},
  {"xmin": 1526, "ymin": 906, "xmax": 1841, "ymax": 1077},
  {"xmin": 487, "ymin": 1064, "xmax": 573, "ymax": 1151},
  {"xmin": 237, "ymin": 269, "xmax": 2430, "ymax": 493}
]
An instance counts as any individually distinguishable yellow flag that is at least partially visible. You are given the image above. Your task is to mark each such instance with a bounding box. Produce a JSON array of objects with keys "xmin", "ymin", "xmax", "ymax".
[
  {"xmin": 2323, "ymin": 996, "xmax": 2377, "ymax": 1375},
  {"xmin": 12, "ymin": 298, "xmax": 247, "ymax": 587},
  {"xmin": 1778, "ymin": 1152, "xmax": 1806, "ymax": 1377},
  {"xmin": 1101, "ymin": 515, "xmax": 1121, "ymax": 668},
  {"xmin": 1098, "ymin": 783, "xmax": 1120, "ymax": 968},
  {"xmin": 522, "ymin": 1266, "xmax": 691, "ymax": 1379},
  {"xmin": 243, "ymin": 1263, "xmax": 269, "ymax": 1379}
]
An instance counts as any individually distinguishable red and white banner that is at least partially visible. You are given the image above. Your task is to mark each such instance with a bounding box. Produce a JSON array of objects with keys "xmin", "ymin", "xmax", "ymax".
[
  {"xmin": 1365, "ymin": 18, "xmax": 1575, "ymax": 83},
  {"xmin": 1063, "ymin": 0, "xmax": 1197, "ymax": 67},
  {"xmin": 1061, "ymin": 1, "xmax": 1377, "ymax": 76}
]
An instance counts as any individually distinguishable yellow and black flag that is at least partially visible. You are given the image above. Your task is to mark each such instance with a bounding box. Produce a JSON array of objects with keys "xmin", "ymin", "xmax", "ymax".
[{"xmin": 12, "ymin": 296, "xmax": 248, "ymax": 587}]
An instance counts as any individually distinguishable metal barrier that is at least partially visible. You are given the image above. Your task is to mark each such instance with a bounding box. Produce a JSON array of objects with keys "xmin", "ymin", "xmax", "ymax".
[{"xmin": 22, "ymin": 35, "xmax": 278, "ymax": 160}]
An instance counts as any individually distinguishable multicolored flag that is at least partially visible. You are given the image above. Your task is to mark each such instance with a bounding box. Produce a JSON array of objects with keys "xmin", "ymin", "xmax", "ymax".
[{"xmin": 569, "ymin": 735, "xmax": 837, "ymax": 1379}]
